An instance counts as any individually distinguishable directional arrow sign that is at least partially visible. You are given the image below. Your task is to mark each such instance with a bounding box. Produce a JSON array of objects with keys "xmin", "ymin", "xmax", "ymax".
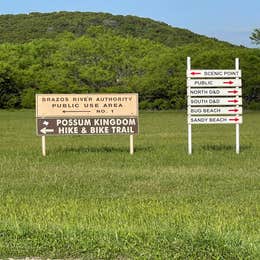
[
  {"xmin": 188, "ymin": 97, "xmax": 242, "ymax": 106},
  {"xmin": 37, "ymin": 118, "xmax": 139, "ymax": 136},
  {"xmin": 40, "ymin": 127, "xmax": 54, "ymax": 134},
  {"xmin": 62, "ymin": 110, "xmax": 91, "ymax": 113},
  {"xmin": 187, "ymin": 79, "xmax": 242, "ymax": 87},
  {"xmin": 188, "ymin": 116, "xmax": 242, "ymax": 124},
  {"xmin": 188, "ymin": 88, "xmax": 242, "ymax": 97},
  {"xmin": 187, "ymin": 70, "xmax": 241, "ymax": 78},
  {"xmin": 188, "ymin": 107, "xmax": 243, "ymax": 115}
]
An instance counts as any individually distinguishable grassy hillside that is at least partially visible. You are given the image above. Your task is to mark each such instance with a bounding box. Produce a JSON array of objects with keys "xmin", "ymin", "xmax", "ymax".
[
  {"xmin": 0, "ymin": 110, "xmax": 259, "ymax": 258},
  {"xmin": 0, "ymin": 11, "xmax": 233, "ymax": 48}
]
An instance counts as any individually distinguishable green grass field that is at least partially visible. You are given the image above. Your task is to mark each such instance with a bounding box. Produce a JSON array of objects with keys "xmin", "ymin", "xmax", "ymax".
[{"xmin": 0, "ymin": 110, "xmax": 259, "ymax": 259}]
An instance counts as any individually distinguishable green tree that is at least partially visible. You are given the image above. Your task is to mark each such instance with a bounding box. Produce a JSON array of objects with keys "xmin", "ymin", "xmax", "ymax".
[
  {"xmin": 0, "ymin": 64, "xmax": 21, "ymax": 108},
  {"xmin": 250, "ymin": 29, "xmax": 260, "ymax": 45},
  {"xmin": 21, "ymin": 88, "xmax": 36, "ymax": 108}
]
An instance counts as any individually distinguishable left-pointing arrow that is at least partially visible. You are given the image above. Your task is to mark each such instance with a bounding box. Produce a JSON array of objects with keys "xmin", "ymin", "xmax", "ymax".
[
  {"xmin": 191, "ymin": 72, "xmax": 201, "ymax": 75},
  {"xmin": 40, "ymin": 127, "xmax": 54, "ymax": 134},
  {"xmin": 63, "ymin": 110, "xmax": 91, "ymax": 113}
]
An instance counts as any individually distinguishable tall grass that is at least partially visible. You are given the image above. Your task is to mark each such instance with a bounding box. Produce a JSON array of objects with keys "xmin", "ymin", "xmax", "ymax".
[{"xmin": 0, "ymin": 110, "xmax": 259, "ymax": 258}]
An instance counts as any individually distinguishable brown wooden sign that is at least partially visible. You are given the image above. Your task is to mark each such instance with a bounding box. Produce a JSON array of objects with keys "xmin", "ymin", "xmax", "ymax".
[
  {"xmin": 37, "ymin": 117, "xmax": 138, "ymax": 136},
  {"xmin": 36, "ymin": 93, "xmax": 138, "ymax": 117},
  {"xmin": 36, "ymin": 93, "xmax": 139, "ymax": 156}
]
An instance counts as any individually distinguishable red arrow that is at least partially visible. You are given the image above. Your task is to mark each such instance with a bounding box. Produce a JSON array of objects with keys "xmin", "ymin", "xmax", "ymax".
[
  {"xmin": 228, "ymin": 90, "xmax": 238, "ymax": 94},
  {"xmin": 191, "ymin": 72, "xmax": 201, "ymax": 75},
  {"xmin": 228, "ymin": 109, "xmax": 239, "ymax": 113},
  {"xmin": 224, "ymin": 81, "xmax": 234, "ymax": 85},
  {"xmin": 229, "ymin": 118, "xmax": 239, "ymax": 122},
  {"xmin": 228, "ymin": 99, "xmax": 239, "ymax": 103}
]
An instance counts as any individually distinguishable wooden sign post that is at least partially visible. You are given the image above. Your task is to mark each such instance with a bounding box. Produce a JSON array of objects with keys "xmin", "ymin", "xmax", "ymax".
[
  {"xmin": 187, "ymin": 57, "xmax": 243, "ymax": 154},
  {"xmin": 36, "ymin": 93, "xmax": 139, "ymax": 156}
]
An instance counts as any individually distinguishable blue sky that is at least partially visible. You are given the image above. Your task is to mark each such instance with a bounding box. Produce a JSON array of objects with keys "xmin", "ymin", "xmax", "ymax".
[{"xmin": 0, "ymin": 0, "xmax": 259, "ymax": 47}]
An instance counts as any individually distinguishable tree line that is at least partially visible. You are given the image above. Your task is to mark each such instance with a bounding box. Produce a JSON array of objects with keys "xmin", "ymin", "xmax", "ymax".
[{"xmin": 0, "ymin": 12, "xmax": 259, "ymax": 110}]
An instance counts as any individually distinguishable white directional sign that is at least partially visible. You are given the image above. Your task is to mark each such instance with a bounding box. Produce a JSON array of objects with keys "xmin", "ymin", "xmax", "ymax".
[
  {"xmin": 188, "ymin": 88, "xmax": 242, "ymax": 96},
  {"xmin": 186, "ymin": 57, "xmax": 243, "ymax": 154},
  {"xmin": 188, "ymin": 116, "xmax": 242, "ymax": 124},
  {"xmin": 188, "ymin": 107, "xmax": 242, "ymax": 115},
  {"xmin": 188, "ymin": 97, "xmax": 242, "ymax": 106},
  {"xmin": 187, "ymin": 79, "xmax": 242, "ymax": 87},
  {"xmin": 187, "ymin": 70, "xmax": 241, "ymax": 78}
]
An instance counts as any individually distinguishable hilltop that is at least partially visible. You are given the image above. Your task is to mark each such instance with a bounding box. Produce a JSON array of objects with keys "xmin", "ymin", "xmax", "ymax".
[{"xmin": 0, "ymin": 11, "xmax": 233, "ymax": 48}]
